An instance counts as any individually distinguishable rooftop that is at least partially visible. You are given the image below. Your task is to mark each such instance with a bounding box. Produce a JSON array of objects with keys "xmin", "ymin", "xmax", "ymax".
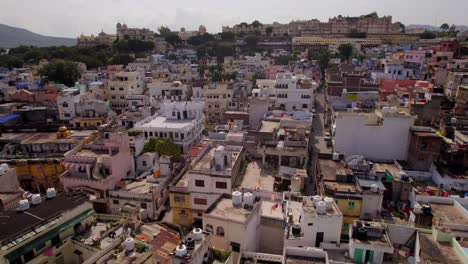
[
  {"xmin": 419, "ymin": 233, "xmax": 464, "ymax": 264},
  {"xmin": 240, "ymin": 161, "xmax": 275, "ymax": 192},
  {"xmin": 0, "ymin": 130, "xmax": 94, "ymax": 145},
  {"xmin": 205, "ymin": 197, "xmax": 257, "ymax": 223},
  {"xmin": 137, "ymin": 116, "xmax": 195, "ymax": 130},
  {"xmin": 191, "ymin": 145, "xmax": 243, "ymax": 176},
  {"xmin": 430, "ymin": 203, "xmax": 468, "ymax": 225},
  {"xmin": 259, "ymin": 121, "xmax": 280, "ymax": 133},
  {"xmin": 136, "ymin": 223, "xmax": 181, "ymax": 264},
  {"xmin": 0, "ymin": 192, "xmax": 89, "ymax": 245}
]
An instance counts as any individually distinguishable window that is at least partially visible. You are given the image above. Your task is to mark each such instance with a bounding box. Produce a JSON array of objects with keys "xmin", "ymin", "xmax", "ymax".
[
  {"xmin": 194, "ymin": 198, "xmax": 207, "ymax": 205},
  {"xmin": 216, "ymin": 226, "xmax": 225, "ymax": 236},
  {"xmin": 216, "ymin": 182, "xmax": 227, "ymax": 189},
  {"xmin": 230, "ymin": 242, "xmax": 240, "ymax": 252},
  {"xmin": 421, "ymin": 142, "xmax": 428, "ymax": 150},
  {"xmin": 302, "ymin": 104, "xmax": 308, "ymax": 109},
  {"xmin": 343, "ymin": 223, "xmax": 349, "ymax": 231},
  {"xmin": 347, "ymin": 201, "xmax": 355, "ymax": 210},
  {"xmin": 113, "ymin": 200, "xmax": 119, "ymax": 205},
  {"xmin": 174, "ymin": 196, "xmax": 185, "ymax": 203},
  {"xmin": 142, "ymin": 160, "xmax": 147, "ymax": 166},
  {"xmin": 141, "ymin": 203, "xmax": 147, "ymax": 209},
  {"xmin": 62, "ymin": 102, "xmax": 69, "ymax": 107}
]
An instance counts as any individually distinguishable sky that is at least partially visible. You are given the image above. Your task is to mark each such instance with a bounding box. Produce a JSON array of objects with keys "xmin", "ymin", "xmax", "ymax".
[{"xmin": 1, "ymin": 0, "xmax": 467, "ymax": 38}]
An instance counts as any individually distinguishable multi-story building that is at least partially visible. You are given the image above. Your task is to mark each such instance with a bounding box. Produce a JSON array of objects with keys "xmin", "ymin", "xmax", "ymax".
[
  {"xmin": 0, "ymin": 163, "xmax": 24, "ymax": 211},
  {"xmin": 60, "ymin": 130, "xmax": 133, "ymax": 212},
  {"xmin": 77, "ymin": 31, "xmax": 116, "ymax": 47},
  {"xmin": 135, "ymin": 101, "xmax": 204, "ymax": 154},
  {"xmin": 334, "ymin": 108, "xmax": 415, "ymax": 161},
  {"xmin": 0, "ymin": 192, "xmax": 93, "ymax": 264},
  {"xmin": 205, "ymin": 82, "xmax": 233, "ymax": 123},
  {"xmin": 147, "ymin": 81, "xmax": 191, "ymax": 102},
  {"xmin": 188, "ymin": 145, "xmax": 245, "ymax": 225},
  {"xmin": 106, "ymin": 71, "xmax": 145, "ymax": 110},
  {"xmin": 116, "ymin": 23, "xmax": 155, "ymax": 41},
  {"xmin": 292, "ymin": 37, "xmax": 382, "ymax": 53}
]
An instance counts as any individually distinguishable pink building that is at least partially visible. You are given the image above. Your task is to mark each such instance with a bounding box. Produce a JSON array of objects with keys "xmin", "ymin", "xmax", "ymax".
[
  {"xmin": 60, "ymin": 130, "xmax": 132, "ymax": 212},
  {"xmin": 264, "ymin": 65, "xmax": 290, "ymax": 79},
  {"xmin": 404, "ymin": 50, "xmax": 429, "ymax": 66}
]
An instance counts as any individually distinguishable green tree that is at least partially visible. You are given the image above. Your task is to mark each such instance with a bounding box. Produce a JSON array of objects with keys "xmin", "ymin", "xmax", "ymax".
[
  {"xmin": 317, "ymin": 49, "xmax": 331, "ymax": 75},
  {"xmin": 158, "ymin": 26, "xmax": 172, "ymax": 36},
  {"xmin": 251, "ymin": 20, "xmax": 262, "ymax": 28},
  {"xmin": 109, "ymin": 54, "xmax": 134, "ymax": 65},
  {"xmin": 338, "ymin": 43, "xmax": 353, "ymax": 60},
  {"xmin": 346, "ymin": 29, "xmax": 366, "ymax": 38},
  {"xmin": 39, "ymin": 59, "xmax": 81, "ymax": 86},
  {"xmin": 143, "ymin": 138, "xmax": 181, "ymax": 158},
  {"xmin": 265, "ymin": 27, "xmax": 273, "ymax": 36},
  {"xmin": 220, "ymin": 32, "xmax": 235, "ymax": 41},
  {"xmin": 274, "ymin": 55, "xmax": 297, "ymax": 65},
  {"xmin": 245, "ymin": 34, "xmax": 260, "ymax": 49},
  {"xmin": 419, "ymin": 31, "xmax": 436, "ymax": 39},
  {"xmin": 239, "ymin": 22, "xmax": 249, "ymax": 28},
  {"xmin": 165, "ymin": 33, "xmax": 182, "ymax": 46},
  {"xmin": 440, "ymin": 23, "xmax": 450, "ymax": 31},
  {"xmin": 395, "ymin": 22, "xmax": 405, "ymax": 32}
]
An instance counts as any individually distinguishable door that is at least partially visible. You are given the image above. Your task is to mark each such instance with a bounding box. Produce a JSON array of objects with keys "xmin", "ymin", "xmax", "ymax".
[
  {"xmin": 354, "ymin": 248, "xmax": 363, "ymax": 263},
  {"xmin": 315, "ymin": 232, "xmax": 324, "ymax": 247},
  {"xmin": 365, "ymin": 250, "xmax": 374, "ymax": 263}
]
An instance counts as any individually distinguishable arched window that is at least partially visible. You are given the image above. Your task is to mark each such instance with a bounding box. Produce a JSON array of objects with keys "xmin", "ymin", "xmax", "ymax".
[
  {"xmin": 205, "ymin": 224, "xmax": 213, "ymax": 233},
  {"xmin": 216, "ymin": 226, "xmax": 225, "ymax": 236}
]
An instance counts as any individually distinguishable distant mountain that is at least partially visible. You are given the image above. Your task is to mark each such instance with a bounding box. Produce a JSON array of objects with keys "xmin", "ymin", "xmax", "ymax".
[
  {"xmin": 406, "ymin": 24, "xmax": 468, "ymax": 32},
  {"xmin": 0, "ymin": 23, "xmax": 76, "ymax": 48}
]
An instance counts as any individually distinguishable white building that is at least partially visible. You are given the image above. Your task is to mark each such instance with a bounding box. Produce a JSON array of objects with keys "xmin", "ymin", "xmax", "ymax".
[
  {"xmin": 349, "ymin": 221, "xmax": 394, "ymax": 264},
  {"xmin": 256, "ymin": 73, "xmax": 318, "ymax": 112},
  {"xmin": 134, "ymin": 101, "xmax": 204, "ymax": 153},
  {"xmin": 106, "ymin": 71, "xmax": 145, "ymax": 110},
  {"xmin": 285, "ymin": 196, "xmax": 343, "ymax": 248},
  {"xmin": 148, "ymin": 81, "xmax": 191, "ymax": 102},
  {"xmin": 334, "ymin": 108, "xmax": 415, "ymax": 162}
]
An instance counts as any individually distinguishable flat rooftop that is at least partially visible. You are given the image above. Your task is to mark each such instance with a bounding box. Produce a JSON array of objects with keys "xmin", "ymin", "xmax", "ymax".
[
  {"xmin": 303, "ymin": 196, "xmax": 341, "ymax": 217},
  {"xmin": 261, "ymin": 200, "xmax": 284, "ymax": 220},
  {"xmin": 285, "ymin": 257, "xmax": 326, "ymax": 264},
  {"xmin": 324, "ymin": 181, "xmax": 360, "ymax": 194},
  {"xmin": 191, "ymin": 146, "xmax": 243, "ymax": 174},
  {"xmin": 259, "ymin": 121, "xmax": 280, "ymax": 133},
  {"xmin": 372, "ymin": 163, "xmax": 400, "ymax": 175},
  {"xmin": 430, "ymin": 203, "xmax": 468, "ymax": 225},
  {"xmin": 1, "ymin": 130, "xmax": 93, "ymax": 145},
  {"xmin": 318, "ymin": 159, "xmax": 352, "ymax": 181},
  {"xmin": 137, "ymin": 223, "xmax": 181, "ymax": 263},
  {"xmin": 419, "ymin": 233, "xmax": 464, "ymax": 264},
  {"xmin": 240, "ymin": 161, "xmax": 275, "ymax": 192},
  {"xmin": 205, "ymin": 197, "xmax": 256, "ymax": 223},
  {"xmin": 138, "ymin": 116, "xmax": 194, "ymax": 130},
  {"xmin": 0, "ymin": 193, "xmax": 89, "ymax": 244},
  {"xmin": 123, "ymin": 178, "xmax": 166, "ymax": 193}
]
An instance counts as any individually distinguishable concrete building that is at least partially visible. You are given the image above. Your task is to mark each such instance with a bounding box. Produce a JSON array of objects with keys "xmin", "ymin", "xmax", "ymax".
[
  {"xmin": 407, "ymin": 127, "xmax": 442, "ymax": 171},
  {"xmin": 334, "ymin": 108, "xmax": 415, "ymax": 161},
  {"xmin": 60, "ymin": 130, "xmax": 133, "ymax": 212},
  {"xmin": 116, "ymin": 23, "xmax": 154, "ymax": 41},
  {"xmin": 135, "ymin": 101, "xmax": 204, "ymax": 154},
  {"xmin": 77, "ymin": 31, "xmax": 116, "ymax": 47},
  {"xmin": 0, "ymin": 163, "xmax": 24, "ymax": 211},
  {"xmin": 0, "ymin": 193, "xmax": 93, "ymax": 264},
  {"xmin": 349, "ymin": 221, "xmax": 394, "ymax": 264},
  {"xmin": 188, "ymin": 145, "xmax": 245, "ymax": 224},
  {"xmin": 147, "ymin": 81, "xmax": 191, "ymax": 102},
  {"xmin": 106, "ymin": 71, "xmax": 145, "ymax": 110},
  {"xmin": 205, "ymin": 82, "xmax": 233, "ymax": 123},
  {"xmin": 285, "ymin": 196, "xmax": 343, "ymax": 248}
]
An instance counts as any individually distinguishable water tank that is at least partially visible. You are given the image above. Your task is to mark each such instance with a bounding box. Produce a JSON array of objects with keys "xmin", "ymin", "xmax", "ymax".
[
  {"xmin": 323, "ymin": 197, "xmax": 334, "ymax": 210},
  {"xmin": 332, "ymin": 152, "xmax": 339, "ymax": 161},
  {"xmin": 414, "ymin": 204, "xmax": 422, "ymax": 214},
  {"xmin": 175, "ymin": 244, "xmax": 187, "ymax": 257},
  {"xmin": 243, "ymin": 192, "xmax": 254, "ymax": 207},
  {"xmin": 277, "ymin": 141, "xmax": 285, "ymax": 149},
  {"xmin": 451, "ymin": 117, "xmax": 457, "ymax": 124},
  {"xmin": 192, "ymin": 228, "xmax": 203, "ymax": 241},
  {"xmin": 31, "ymin": 194, "xmax": 41, "ymax": 205},
  {"xmin": 316, "ymin": 201, "xmax": 327, "ymax": 215},
  {"xmin": 292, "ymin": 224, "xmax": 301, "ymax": 236},
  {"xmin": 381, "ymin": 107, "xmax": 389, "ymax": 114},
  {"xmin": 0, "ymin": 167, "xmax": 5, "ymax": 176},
  {"xmin": 232, "ymin": 191, "xmax": 242, "ymax": 207},
  {"xmin": 18, "ymin": 199, "xmax": 30, "ymax": 211},
  {"xmin": 1, "ymin": 163, "xmax": 9, "ymax": 171},
  {"xmin": 46, "ymin": 188, "xmax": 57, "ymax": 199},
  {"xmin": 125, "ymin": 237, "xmax": 135, "ymax": 251},
  {"xmin": 312, "ymin": 195, "xmax": 322, "ymax": 206},
  {"xmin": 371, "ymin": 184, "xmax": 379, "ymax": 193}
]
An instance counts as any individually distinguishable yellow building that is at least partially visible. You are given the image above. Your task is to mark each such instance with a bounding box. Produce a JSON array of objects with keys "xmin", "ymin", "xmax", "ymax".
[
  {"xmin": 323, "ymin": 181, "xmax": 362, "ymax": 236},
  {"xmin": 169, "ymin": 173, "xmax": 192, "ymax": 227},
  {"xmin": 14, "ymin": 159, "xmax": 65, "ymax": 192}
]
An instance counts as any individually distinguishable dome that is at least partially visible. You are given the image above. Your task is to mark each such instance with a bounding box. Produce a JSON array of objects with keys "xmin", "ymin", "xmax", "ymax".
[{"xmin": 59, "ymin": 126, "xmax": 68, "ymax": 132}]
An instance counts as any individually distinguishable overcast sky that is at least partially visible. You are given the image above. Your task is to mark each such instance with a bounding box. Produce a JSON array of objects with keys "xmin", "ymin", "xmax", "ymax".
[{"xmin": 1, "ymin": 0, "xmax": 467, "ymax": 38}]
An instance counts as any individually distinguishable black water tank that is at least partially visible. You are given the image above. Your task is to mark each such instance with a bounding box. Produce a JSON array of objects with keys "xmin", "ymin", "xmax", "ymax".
[
  {"xmin": 292, "ymin": 224, "xmax": 301, "ymax": 236},
  {"xmin": 186, "ymin": 237, "xmax": 195, "ymax": 249}
]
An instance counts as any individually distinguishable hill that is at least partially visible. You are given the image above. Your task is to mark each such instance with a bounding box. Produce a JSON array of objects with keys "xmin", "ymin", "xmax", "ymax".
[{"xmin": 0, "ymin": 23, "xmax": 76, "ymax": 48}]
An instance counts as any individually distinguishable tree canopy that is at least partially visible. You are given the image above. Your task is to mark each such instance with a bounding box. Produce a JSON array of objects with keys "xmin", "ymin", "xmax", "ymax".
[
  {"xmin": 440, "ymin": 23, "xmax": 450, "ymax": 31},
  {"xmin": 39, "ymin": 59, "xmax": 81, "ymax": 86},
  {"xmin": 346, "ymin": 29, "xmax": 367, "ymax": 38},
  {"xmin": 158, "ymin": 26, "xmax": 172, "ymax": 36},
  {"xmin": 338, "ymin": 43, "xmax": 353, "ymax": 60},
  {"xmin": 143, "ymin": 137, "xmax": 181, "ymax": 158},
  {"xmin": 419, "ymin": 31, "xmax": 436, "ymax": 39}
]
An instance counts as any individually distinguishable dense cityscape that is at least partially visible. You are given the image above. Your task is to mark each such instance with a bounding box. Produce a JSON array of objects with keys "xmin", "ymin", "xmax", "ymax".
[{"xmin": 0, "ymin": 7, "xmax": 467, "ymax": 264}]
